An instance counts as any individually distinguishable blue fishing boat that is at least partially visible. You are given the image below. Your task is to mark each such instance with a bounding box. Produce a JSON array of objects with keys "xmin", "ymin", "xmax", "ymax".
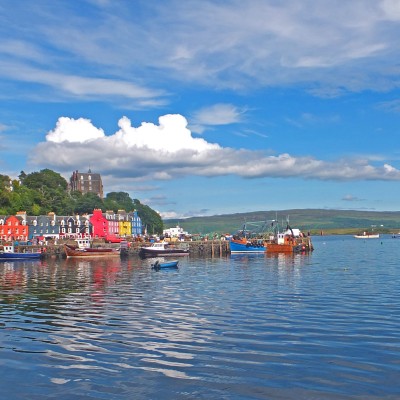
[
  {"xmin": 0, "ymin": 245, "xmax": 43, "ymax": 260},
  {"xmin": 152, "ymin": 260, "xmax": 179, "ymax": 269},
  {"xmin": 229, "ymin": 237, "xmax": 265, "ymax": 253}
]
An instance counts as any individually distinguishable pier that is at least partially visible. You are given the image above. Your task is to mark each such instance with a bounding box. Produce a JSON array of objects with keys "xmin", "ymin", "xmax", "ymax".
[{"xmin": 11, "ymin": 239, "xmax": 232, "ymax": 259}]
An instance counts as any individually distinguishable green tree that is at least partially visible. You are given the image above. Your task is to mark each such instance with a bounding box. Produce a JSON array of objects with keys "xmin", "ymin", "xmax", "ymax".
[
  {"xmin": 74, "ymin": 192, "xmax": 104, "ymax": 214},
  {"xmin": 104, "ymin": 192, "xmax": 135, "ymax": 212},
  {"xmin": 0, "ymin": 174, "xmax": 12, "ymax": 212},
  {"xmin": 133, "ymin": 199, "xmax": 163, "ymax": 234}
]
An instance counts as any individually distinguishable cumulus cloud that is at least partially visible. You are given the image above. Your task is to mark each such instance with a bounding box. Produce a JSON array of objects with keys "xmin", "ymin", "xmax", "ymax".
[
  {"xmin": 47, "ymin": 117, "xmax": 105, "ymax": 143},
  {"xmin": 31, "ymin": 114, "xmax": 400, "ymax": 182}
]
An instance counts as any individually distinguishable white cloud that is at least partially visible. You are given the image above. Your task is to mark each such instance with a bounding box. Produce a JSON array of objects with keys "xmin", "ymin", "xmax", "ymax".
[
  {"xmin": 2, "ymin": 0, "xmax": 400, "ymax": 98},
  {"xmin": 46, "ymin": 117, "xmax": 105, "ymax": 143},
  {"xmin": 31, "ymin": 114, "xmax": 400, "ymax": 182},
  {"xmin": 190, "ymin": 103, "xmax": 244, "ymax": 133}
]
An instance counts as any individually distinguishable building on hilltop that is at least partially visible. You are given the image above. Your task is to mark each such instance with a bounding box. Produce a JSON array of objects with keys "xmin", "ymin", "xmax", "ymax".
[{"xmin": 70, "ymin": 169, "xmax": 103, "ymax": 198}]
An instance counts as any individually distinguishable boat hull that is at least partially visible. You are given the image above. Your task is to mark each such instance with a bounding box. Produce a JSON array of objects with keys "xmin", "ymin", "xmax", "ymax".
[
  {"xmin": 266, "ymin": 243, "xmax": 306, "ymax": 253},
  {"xmin": 229, "ymin": 239, "xmax": 265, "ymax": 253},
  {"xmin": 64, "ymin": 244, "xmax": 120, "ymax": 258},
  {"xmin": 139, "ymin": 248, "xmax": 189, "ymax": 258},
  {"xmin": 354, "ymin": 234, "xmax": 379, "ymax": 239},
  {"xmin": 152, "ymin": 260, "xmax": 179, "ymax": 269},
  {"xmin": 0, "ymin": 252, "xmax": 42, "ymax": 260}
]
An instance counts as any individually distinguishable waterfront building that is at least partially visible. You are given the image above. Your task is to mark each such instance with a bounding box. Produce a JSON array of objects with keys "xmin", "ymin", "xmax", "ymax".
[
  {"xmin": 163, "ymin": 225, "xmax": 190, "ymax": 240},
  {"xmin": 29, "ymin": 214, "xmax": 59, "ymax": 240},
  {"xmin": 69, "ymin": 169, "xmax": 104, "ymax": 198},
  {"xmin": 89, "ymin": 209, "xmax": 106, "ymax": 239},
  {"xmin": 129, "ymin": 210, "xmax": 142, "ymax": 236},
  {"xmin": 117, "ymin": 210, "xmax": 131, "ymax": 237},
  {"xmin": 0, "ymin": 214, "xmax": 29, "ymax": 241}
]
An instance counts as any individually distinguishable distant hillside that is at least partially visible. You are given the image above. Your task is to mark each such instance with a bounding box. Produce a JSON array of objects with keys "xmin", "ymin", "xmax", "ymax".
[{"xmin": 164, "ymin": 209, "xmax": 400, "ymax": 235}]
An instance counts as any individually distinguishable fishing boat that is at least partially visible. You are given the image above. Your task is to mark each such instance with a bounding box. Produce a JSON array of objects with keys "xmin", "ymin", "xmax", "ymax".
[
  {"xmin": 64, "ymin": 244, "xmax": 120, "ymax": 258},
  {"xmin": 265, "ymin": 222, "xmax": 313, "ymax": 253},
  {"xmin": 139, "ymin": 241, "xmax": 189, "ymax": 258},
  {"xmin": 228, "ymin": 219, "xmax": 270, "ymax": 253},
  {"xmin": 266, "ymin": 231, "xmax": 313, "ymax": 253},
  {"xmin": 354, "ymin": 232, "xmax": 380, "ymax": 239},
  {"xmin": 152, "ymin": 260, "xmax": 179, "ymax": 269},
  {"xmin": 0, "ymin": 244, "xmax": 43, "ymax": 260},
  {"xmin": 229, "ymin": 237, "xmax": 266, "ymax": 253}
]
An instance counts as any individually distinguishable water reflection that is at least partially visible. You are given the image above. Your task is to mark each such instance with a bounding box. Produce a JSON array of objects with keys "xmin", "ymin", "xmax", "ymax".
[{"xmin": 1, "ymin": 240, "xmax": 400, "ymax": 399}]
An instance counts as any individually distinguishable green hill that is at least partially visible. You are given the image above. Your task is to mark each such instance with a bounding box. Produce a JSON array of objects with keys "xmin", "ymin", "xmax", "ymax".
[{"xmin": 164, "ymin": 209, "xmax": 400, "ymax": 235}]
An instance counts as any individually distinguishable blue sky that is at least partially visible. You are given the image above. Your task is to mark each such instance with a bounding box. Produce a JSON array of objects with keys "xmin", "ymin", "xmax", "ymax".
[{"xmin": 1, "ymin": 0, "xmax": 400, "ymax": 219}]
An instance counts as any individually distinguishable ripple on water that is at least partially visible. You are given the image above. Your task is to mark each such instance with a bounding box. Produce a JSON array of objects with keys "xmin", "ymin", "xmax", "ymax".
[{"xmin": 1, "ymin": 239, "xmax": 400, "ymax": 399}]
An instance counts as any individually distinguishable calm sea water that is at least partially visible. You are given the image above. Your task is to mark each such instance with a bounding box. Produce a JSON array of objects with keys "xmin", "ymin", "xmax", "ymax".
[{"xmin": 1, "ymin": 235, "xmax": 399, "ymax": 400}]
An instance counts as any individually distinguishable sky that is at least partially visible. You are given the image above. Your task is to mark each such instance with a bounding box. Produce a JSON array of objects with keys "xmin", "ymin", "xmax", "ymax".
[{"xmin": 1, "ymin": 0, "xmax": 400, "ymax": 219}]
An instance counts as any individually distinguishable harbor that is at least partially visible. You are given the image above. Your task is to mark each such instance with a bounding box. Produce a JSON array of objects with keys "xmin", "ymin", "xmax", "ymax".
[
  {"xmin": 1, "ymin": 235, "xmax": 399, "ymax": 400},
  {"xmin": 5, "ymin": 239, "xmax": 233, "ymax": 258}
]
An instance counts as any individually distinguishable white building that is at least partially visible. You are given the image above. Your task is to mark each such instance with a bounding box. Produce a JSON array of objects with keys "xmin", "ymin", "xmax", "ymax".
[{"xmin": 163, "ymin": 225, "xmax": 190, "ymax": 239}]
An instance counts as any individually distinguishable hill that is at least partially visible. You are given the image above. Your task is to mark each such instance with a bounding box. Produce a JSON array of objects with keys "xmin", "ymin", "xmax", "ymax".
[{"xmin": 163, "ymin": 209, "xmax": 400, "ymax": 235}]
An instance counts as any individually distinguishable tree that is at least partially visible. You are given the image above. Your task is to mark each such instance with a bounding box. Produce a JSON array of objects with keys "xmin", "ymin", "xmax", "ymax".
[
  {"xmin": 133, "ymin": 199, "xmax": 163, "ymax": 234},
  {"xmin": 104, "ymin": 191, "xmax": 134, "ymax": 212},
  {"xmin": 74, "ymin": 192, "xmax": 104, "ymax": 214}
]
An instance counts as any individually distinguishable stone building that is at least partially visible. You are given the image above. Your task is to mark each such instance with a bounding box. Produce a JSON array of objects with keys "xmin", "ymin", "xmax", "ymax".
[{"xmin": 70, "ymin": 169, "xmax": 103, "ymax": 198}]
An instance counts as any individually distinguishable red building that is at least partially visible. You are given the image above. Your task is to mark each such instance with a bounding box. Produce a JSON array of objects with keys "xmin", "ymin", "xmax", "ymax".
[
  {"xmin": 89, "ymin": 209, "xmax": 119, "ymax": 239},
  {"xmin": 0, "ymin": 215, "xmax": 29, "ymax": 241}
]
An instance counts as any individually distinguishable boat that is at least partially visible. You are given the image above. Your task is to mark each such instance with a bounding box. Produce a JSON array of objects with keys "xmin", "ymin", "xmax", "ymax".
[
  {"xmin": 265, "ymin": 224, "xmax": 313, "ymax": 253},
  {"xmin": 0, "ymin": 244, "xmax": 43, "ymax": 260},
  {"xmin": 64, "ymin": 244, "xmax": 120, "ymax": 258},
  {"xmin": 354, "ymin": 232, "xmax": 380, "ymax": 239},
  {"xmin": 139, "ymin": 241, "xmax": 189, "ymax": 258},
  {"xmin": 229, "ymin": 237, "xmax": 266, "ymax": 253},
  {"xmin": 152, "ymin": 260, "xmax": 179, "ymax": 269}
]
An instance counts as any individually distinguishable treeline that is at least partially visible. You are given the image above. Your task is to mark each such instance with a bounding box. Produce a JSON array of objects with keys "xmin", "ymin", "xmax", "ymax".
[{"xmin": 0, "ymin": 169, "xmax": 163, "ymax": 234}]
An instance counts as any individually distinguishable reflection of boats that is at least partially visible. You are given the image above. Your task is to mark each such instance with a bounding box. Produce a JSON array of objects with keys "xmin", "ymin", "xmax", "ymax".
[
  {"xmin": 354, "ymin": 232, "xmax": 380, "ymax": 239},
  {"xmin": 139, "ymin": 242, "xmax": 189, "ymax": 258},
  {"xmin": 229, "ymin": 237, "xmax": 265, "ymax": 253},
  {"xmin": 0, "ymin": 245, "xmax": 43, "ymax": 260},
  {"xmin": 64, "ymin": 244, "xmax": 120, "ymax": 258},
  {"xmin": 152, "ymin": 260, "xmax": 179, "ymax": 269}
]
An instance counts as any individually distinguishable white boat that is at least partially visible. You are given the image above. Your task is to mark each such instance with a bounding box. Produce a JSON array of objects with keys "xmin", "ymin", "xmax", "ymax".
[
  {"xmin": 139, "ymin": 241, "xmax": 189, "ymax": 258},
  {"xmin": 354, "ymin": 232, "xmax": 380, "ymax": 239}
]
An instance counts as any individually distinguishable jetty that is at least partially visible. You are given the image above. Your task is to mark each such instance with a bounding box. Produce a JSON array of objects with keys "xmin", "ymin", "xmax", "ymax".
[{"xmin": 8, "ymin": 239, "xmax": 232, "ymax": 259}]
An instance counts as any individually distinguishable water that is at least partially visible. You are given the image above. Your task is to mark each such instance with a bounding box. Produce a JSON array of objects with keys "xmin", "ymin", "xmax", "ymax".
[{"xmin": 1, "ymin": 235, "xmax": 399, "ymax": 399}]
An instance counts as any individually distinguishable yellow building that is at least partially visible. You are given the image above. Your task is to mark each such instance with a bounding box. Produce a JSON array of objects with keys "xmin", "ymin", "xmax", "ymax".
[{"xmin": 119, "ymin": 220, "xmax": 131, "ymax": 237}]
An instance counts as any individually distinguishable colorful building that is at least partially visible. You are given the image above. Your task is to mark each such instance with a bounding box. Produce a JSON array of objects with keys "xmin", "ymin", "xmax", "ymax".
[{"xmin": 0, "ymin": 214, "xmax": 29, "ymax": 241}]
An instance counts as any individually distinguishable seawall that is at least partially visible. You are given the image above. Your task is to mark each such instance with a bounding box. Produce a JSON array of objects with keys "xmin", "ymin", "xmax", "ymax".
[{"xmin": 13, "ymin": 240, "xmax": 232, "ymax": 258}]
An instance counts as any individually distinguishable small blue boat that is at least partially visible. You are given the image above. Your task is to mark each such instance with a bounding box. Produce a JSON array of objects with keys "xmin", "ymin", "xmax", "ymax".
[
  {"xmin": 152, "ymin": 260, "xmax": 179, "ymax": 269},
  {"xmin": 0, "ymin": 245, "xmax": 43, "ymax": 260}
]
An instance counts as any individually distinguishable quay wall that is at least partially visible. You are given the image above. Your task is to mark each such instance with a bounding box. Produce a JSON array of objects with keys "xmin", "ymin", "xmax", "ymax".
[{"xmin": 13, "ymin": 240, "xmax": 232, "ymax": 258}]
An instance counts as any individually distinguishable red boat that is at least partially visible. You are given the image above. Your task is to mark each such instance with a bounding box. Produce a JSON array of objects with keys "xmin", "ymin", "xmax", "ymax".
[{"xmin": 64, "ymin": 244, "xmax": 120, "ymax": 258}]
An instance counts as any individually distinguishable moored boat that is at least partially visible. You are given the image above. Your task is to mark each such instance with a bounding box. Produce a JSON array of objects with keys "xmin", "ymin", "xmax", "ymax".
[
  {"xmin": 0, "ymin": 244, "xmax": 43, "ymax": 260},
  {"xmin": 265, "ymin": 226, "xmax": 313, "ymax": 253},
  {"xmin": 354, "ymin": 232, "xmax": 379, "ymax": 239},
  {"xmin": 229, "ymin": 237, "xmax": 265, "ymax": 253},
  {"xmin": 139, "ymin": 241, "xmax": 189, "ymax": 258},
  {"xmin": 152, "ymin": 260, "xmax": 179, "ymax": 269},
  {"xmin": 64, "ymin": 244, "xmax": 120, "ymax": 258}
]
